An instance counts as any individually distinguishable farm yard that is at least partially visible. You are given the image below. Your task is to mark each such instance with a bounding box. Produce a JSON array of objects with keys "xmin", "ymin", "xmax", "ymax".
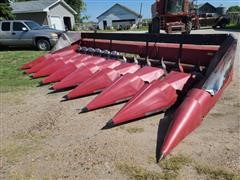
[{"xmin": 0, "ymin": 29, "xmax": 240, "ymax": 179}]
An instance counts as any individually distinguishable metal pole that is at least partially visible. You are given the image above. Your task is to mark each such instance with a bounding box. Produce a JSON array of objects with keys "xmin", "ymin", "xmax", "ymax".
[
  {"xmin": 138, "ymin": 2, "xmax": 143, "ymax": 28},
  {"xmin": 140, "ymin": 2, "xmax": 143, "ymax": 17}
]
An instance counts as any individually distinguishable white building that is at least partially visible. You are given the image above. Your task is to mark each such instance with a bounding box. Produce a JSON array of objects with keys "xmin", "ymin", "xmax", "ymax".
[
  {"xmin": 97, "ymin": 3, "xmax": 142, "ymax": 30},
  {"xmin": 11, "ymin": 0, "xmax": 77, "ymax": 31}
]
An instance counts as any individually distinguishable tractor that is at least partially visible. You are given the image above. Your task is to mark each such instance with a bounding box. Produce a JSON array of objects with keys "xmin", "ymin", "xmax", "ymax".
[
  {"xmin": 149, "ymin": 0, "xmax": 195, "ymax": 34},
  {"xmin": 149, "ymin": 0, "xmax": 230, "ymax": 34}
]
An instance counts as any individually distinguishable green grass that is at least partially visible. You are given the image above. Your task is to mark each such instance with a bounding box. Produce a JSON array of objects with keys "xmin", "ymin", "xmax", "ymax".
[
  {"xmin": 0, "ymin": 51, "xmax": 46, "ymax": 92},
  {"xmin": 194, "ymin": 163, "xmax": 240, "ymax": 180},
  {"xmin": 117, "ymin": 155, "xmax": 240, "ymax": 180},
  {"xmin": 0, "ymin": 143, "xmax": 39, "ymax": 163},
  {"xmin": 0, "ymin": 131, "xmax": 46, "ymax": 164},
  {"xmin": 131, "ymin": 26, "xmax": 149, "ymax": 31},
  {"xmin": 125, "ymin": 127, "xmax": 144, "ymax": 134},
  {"xmin": 160, "ymin": 155, "xmax": 192, "ymax": 172},
  {"xmin": 226, "ymin": 23, "xmax": 240, "ymax": 30},
  {"xmin": 116, "ymin": 163, "xmax": 163, "ymax": 179}
]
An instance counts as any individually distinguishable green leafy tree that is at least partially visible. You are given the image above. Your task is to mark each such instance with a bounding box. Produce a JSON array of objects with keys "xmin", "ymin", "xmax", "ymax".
[
  {"xmin": 64, "ymin": 0, "xmax": 86, "ymax": 23},
  {"xmin": 0, "ymin": 0, "xmax": 15, "ymax": 20},
  {"xmin": 227, "ymin": 6, "xmax": 240, "ymax": 13}
]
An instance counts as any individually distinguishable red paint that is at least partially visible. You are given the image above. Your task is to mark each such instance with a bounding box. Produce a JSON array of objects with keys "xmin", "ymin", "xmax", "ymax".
[
  {"xmin": 160, "ymin": 72, "xmax": 233, "ymax": 157},
  {"xmin": 25, "ymin": 52, "xmax": 77, "ymax": 74},
  {"xmin": 112, "ymin": 71, "xmax": 191, "ymax": 124},
  {"xmin": 20, "ymin": 55, "xmax": 47, "ymax": 70},
  {"xmin": 67, "ymin": 63, "xmax": 141, "ymax": 99},
  {"xmin": 32, "ymin": 53, "xmax": 93, "ymax": 78},
  {"xmin": 41, "ymin": 55, "xmax": 94, "ymax": 84},
  {"xmin": 82, "ymin": 40, "xmax": 219, "ymax": 66},
  {"xmin": 86, "ymin": 66, "xmax": 165, "ymax": 111},
  {"xmin": 52, "ymin": 59, "xmax": 121, "ymax": 90},
  {"xmin": 20, "ymin": 48, "xmax": 78, "ymax": 70}
]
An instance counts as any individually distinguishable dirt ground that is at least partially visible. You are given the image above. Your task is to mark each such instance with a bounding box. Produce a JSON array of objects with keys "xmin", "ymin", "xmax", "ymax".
[{"xmin": 1, "ymin": 29, "xmax": 239, "ymax": 179}]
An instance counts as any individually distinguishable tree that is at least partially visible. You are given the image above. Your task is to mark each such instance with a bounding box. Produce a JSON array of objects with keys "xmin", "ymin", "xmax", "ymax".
[
  {"xmin": 0, "ymin": 0, "xmax": 14, "ymax": 20},
  {"xmin": 227, "ymin": 6, "xmax": 240, "ymax": 13},
  {"xmin": 64, "ymin": 0, "xmax": 86, "ymax": 23}
]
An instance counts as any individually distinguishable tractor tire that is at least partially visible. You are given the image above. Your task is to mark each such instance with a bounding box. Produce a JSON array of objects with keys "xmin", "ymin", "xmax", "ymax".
[
  {"xmin": 151, "ymin": 17, "xmax": 161, "ymax": 34},
  {"xmin": 183, "ymin": 21, "xmax": 192, "ymax": 35},
  {"xmin": 148, "ymin": 23, "xmax": 152, "ymax": 33},
  {"xmin": 36, "ymin": 39, "xmax": 51, "ymax": 51}
]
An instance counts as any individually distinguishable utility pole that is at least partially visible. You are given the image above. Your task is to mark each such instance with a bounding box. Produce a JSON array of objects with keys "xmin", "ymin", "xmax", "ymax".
[
  {"xmin": 138, "ymin": 2, "xmax": 143, "ymax": 29},
  {"xmin": 140, "ymin": 2, "xmax": 143, "ymax": 17}
]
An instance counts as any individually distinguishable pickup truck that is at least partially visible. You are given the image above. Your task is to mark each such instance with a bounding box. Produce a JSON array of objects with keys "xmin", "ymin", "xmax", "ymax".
[{"xmin": 0, "ymin": 20, "xmax": 63, "ymax": 50}]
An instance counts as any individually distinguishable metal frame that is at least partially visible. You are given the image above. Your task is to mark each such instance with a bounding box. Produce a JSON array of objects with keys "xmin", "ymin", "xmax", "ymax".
[
  {"xmin": 80, "ymin": 33, "xmax": 237, "ymax": 95},
  {"xmin": 81, "ymin": 32, "xmax": 227, "ymax": 45}
]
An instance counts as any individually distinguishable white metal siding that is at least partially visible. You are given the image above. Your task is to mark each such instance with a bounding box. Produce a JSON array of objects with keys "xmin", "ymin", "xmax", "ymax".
[
  {"xmin": 47, "ymin": 2, "xmax": 75, "ymax": 30},
  {"xmin": 97, "ymin": 5, "xmax": 140, "ymax": 30}
]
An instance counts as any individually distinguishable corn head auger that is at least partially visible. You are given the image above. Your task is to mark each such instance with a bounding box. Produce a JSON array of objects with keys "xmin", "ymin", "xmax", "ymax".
[{"xmin": 20, "ymin": 32, "xmax": 237, "ymax": 162}]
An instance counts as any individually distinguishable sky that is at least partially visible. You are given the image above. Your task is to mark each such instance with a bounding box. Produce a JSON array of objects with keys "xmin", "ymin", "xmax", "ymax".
[{"xmin": 84, "ymin": 0, "xmax": 240, "ymax": 21}]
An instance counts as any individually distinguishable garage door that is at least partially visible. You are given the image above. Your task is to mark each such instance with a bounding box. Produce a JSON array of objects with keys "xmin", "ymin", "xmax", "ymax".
[{"xmin": 50, "ymin": 16, "xmax": 64, "ymax": 30}]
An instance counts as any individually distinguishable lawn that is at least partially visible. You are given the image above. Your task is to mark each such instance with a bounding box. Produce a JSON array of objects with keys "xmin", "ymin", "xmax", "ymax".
[
  {"xmin": 226, "ymin": 23, "xmax": 240, "ymax": 30},
  {"xmin": 0, "ymin": 51, "xmax": 46, "ymax": 92}
]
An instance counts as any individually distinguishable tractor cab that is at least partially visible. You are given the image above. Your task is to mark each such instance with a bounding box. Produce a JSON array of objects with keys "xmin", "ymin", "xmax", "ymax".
[
  {"xmin": 166, "ymin": 0, "xmax": 185, "ymax": 14},
  {"xmin": 149, "ymin": 0, "xmax": 193, "ymax": 34}
]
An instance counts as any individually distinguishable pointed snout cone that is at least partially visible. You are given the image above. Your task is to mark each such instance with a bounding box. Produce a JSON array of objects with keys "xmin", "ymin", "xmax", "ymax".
[
  {"xmin": 67, "ymin": 63, "xmax": 141, "ymax": 99},
  {"xmin": 158, "ymin": 71, "xmax": 233, "ymax": 160},
  {"xmin": 85, "ymin": 66, "xmax": 165, "ymax": 111},
  {"xmin": 20, "ymin": 48, "xmax": 77, "ymax": 70},
  {"xmin": 52, "ymin": 59, "xmax": 120, "ymax": 91},
  {"xmin": 41, "ymin": 55, "xmax": 94, "ymax": 84},
  {"xmin": 32, "ymin": 59, "xmax": 71, "ymax": 78},
  {"xmin": 32, "ymin": 54, "xmax": 90, "ymax": 78},
  {"xmin": 25, "ymin": 57, "xmax": 56, "ymax": 74},
  {"xmin": 159, "ymin": 89, "xmax": 210, "ymax": 159},
  {"xmin": 20, "ymin": 55, "xmax": 47, "ymax": 70},
  {"xmin": 110, "ymin": 71, "xmax": 191, "ymax": 125},
  {"xmin": 24, "ymin": 50, "xmax": 78, "ymax": 74}
]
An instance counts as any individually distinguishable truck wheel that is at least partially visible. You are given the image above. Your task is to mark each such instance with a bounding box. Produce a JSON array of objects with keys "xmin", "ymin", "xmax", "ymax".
[
  {"xmin": 183, "ymin": 21, "xmax": 192, "ymax": 35},
  {"xmin": 36, "ymin": 39, "xmax": 51, "ymax": 51}
]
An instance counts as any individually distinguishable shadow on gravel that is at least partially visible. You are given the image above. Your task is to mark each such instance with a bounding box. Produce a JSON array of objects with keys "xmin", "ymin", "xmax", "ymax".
[{"xmin": 155, "ymin": 107, "xmax": 176, "ymax": 162}]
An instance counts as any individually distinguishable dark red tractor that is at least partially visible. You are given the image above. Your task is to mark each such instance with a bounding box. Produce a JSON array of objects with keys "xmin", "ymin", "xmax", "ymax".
[
  {"xmin": 149, "ymin": 0, "xmax": 196, "ymax": 34},
  {"xmin": 149, "ymin": 0, "xmax": 230, "ymax": 34}
]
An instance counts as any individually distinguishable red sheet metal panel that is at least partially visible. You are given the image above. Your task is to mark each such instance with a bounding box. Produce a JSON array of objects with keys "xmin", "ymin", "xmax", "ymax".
[
  {"xmin": 52, "ymin": 59, "xmax": 121, "ymax": 90},
  {"xmin": 20, "ymin": 55, "xmax": 47, "ymax": 70},
  {"xmin": 67, "ymin": 63, "xmax": 141, "ymax": 99},
  {"xmin": 20, "ymin": 46, "xmax": 78, "ymax": 70},
  {"xmin": 25, "ymin": 51, "xmax": 78, "ymax": 74},
  {"xmin": 84, "ymin": 66, "xmax": 165, "ymax": 111},
  {"xmin": 41, "ymin": 55, "xmax": 94, "ymax": 84},
  {"xmin": 159, "ymin": 71, "xmax": 233, "ymax": 159},
  {"xmin": 81, "ymin": 40, "xmax": 219, "ymax": 66},
  {"xmin": 110, "ymin": 71, "xmax": 191, "ymax": 125}
]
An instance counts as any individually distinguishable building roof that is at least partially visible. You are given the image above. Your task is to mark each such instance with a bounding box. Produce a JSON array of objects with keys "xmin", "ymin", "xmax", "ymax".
[
  {"xmin": 199, "ymin": 2, "xmax": 216, "ymax": 10},
  {"xmin": 11, "ymin": 0, "xmax": 77, "ymax": 14},
  {"xmin": 97, "ymin": 3, "xmax": 142, "ymax": 19}
]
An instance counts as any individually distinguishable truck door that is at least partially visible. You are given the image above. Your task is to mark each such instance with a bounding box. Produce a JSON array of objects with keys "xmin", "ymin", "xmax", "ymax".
[
  {"xmin": 11, "ymin": 22, "xmax": 32, "ymax": 46},
  {"xmin": 0, "ymin": 22, "xmax": 12, "ymax": 46}
]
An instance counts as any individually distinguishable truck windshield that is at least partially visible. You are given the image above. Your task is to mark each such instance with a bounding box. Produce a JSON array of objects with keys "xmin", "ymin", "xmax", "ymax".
[
  {"xmin": 24, "ymin": 21, "xmax": 42, "ymax": 30},
  {"xmin": 166, "ymin": 0, "xmax": 183, "ymax": 13}
]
